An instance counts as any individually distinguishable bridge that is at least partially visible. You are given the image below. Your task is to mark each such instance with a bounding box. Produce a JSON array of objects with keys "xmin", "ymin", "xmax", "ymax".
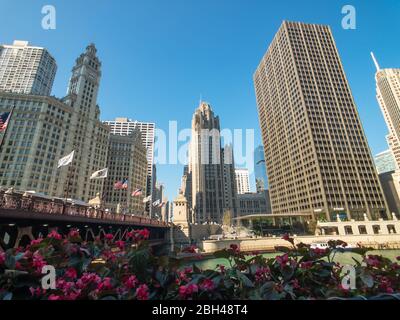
[{"xmin": 0, "ymin": 188, "xmax": 171, "ymax": 251}]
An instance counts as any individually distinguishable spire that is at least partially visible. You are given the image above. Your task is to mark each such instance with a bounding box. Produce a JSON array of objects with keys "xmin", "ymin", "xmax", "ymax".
[{"xmin": 370, "ymin": 52, "xmax": 381, "ymax": 72}]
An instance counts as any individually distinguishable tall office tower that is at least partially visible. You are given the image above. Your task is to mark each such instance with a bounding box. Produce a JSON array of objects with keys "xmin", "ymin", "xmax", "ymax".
[
  {"xmin": 152, "ymin": 182, "xmax": 164, "ymax": 219},
  {"xmin": 63, "ymin": 44, "xmax": 110, "ymax": 202},
  {"xmin": 372, "ymin": 53, "xmax": 400, "ymax": 170},
  {"xmin": 235, "ymin": 168, "xmax": 250, "ymax": 194},
  {"xmin": 103, "ymin": 131, "xmax": 148, "ymax": 215},
  {"xmin": 254, "ymin": 145, "xmax": 269, "ymax": 192},
  {"xmin": 0, "ymin": 93, "xmax": 74, "ymax": 195},
  {"xmin": 103, "ymin": 118, "xmax": 155, "ymax": 203},
  {"xmin": 188, "ymin": 102, "xmax": 237, "ymax": 223},
  {"xmin": 0, "ymin": 40, "xmax": 57, "ymax": 96},
  {"xmin": 254, "ymin": 21, "xmax": 388, "ymax": 221},
  {"xmin": 222, "ymin": 145, "xmax": 239, "ymax": 220},
  {"xmin": 374, "ymin": 150, "xmax": 397, "ymax": 174},
  {"xmin": 180, "ymin": 165, "xmax": 192, "ymax": 210}
]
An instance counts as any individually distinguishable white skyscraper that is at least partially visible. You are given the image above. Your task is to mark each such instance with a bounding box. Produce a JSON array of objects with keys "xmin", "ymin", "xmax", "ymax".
[
  {"xmin": 103, "ymin": 118, "xmax": 155, "ymax": 201},
  {"xmin": 235, "ymin": 168, "xmax": 250, "ymax": 194},
  {"xmin": 0, "ymin": 40, "xmax": 57, "ymax": 96},
  {"xmin": 372, "ymin": 52, "xmax": 400, "ymax": 170}
]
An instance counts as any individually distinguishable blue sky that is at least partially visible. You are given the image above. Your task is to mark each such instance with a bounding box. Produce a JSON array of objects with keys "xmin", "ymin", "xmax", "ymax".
[{"xmin": 1, "ymin": 0, "xmax": 399, "ymax": 202}]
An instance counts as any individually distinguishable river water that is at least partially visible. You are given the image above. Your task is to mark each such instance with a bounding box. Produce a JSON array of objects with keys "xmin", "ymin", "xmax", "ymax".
[{"xmin": 189, "ymin": 250, "xmax": 400, "ymax": 270}]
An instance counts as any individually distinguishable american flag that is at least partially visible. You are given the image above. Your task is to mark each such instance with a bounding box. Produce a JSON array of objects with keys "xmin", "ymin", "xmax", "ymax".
[
  {"xmin": 114, "ymin": 180, "xmax": 123, "ymax": 190},
  {"xmin": 0, "ymin": 112, "xmax": 11, "ymax": 132},
  {"xmin": 131, "ymin": 188, "xmax": 143, "ymax": 197},
  {"xmin": 121, "ymin": 179, "xmax": 129, "ymax": 190}
]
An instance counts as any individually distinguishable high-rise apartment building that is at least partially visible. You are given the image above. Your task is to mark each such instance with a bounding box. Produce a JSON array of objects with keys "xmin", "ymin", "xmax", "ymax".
[
  {"xmin": 0, "ymin": 40, "xmax": 57, "ymax": 96},
  {"xmin": 103, "ymin": 118, "xmax": 155, "ymax": 202},
  {"xmin": 254, "ymin": 145, "xmax": 268, "ymax": 192},
  {"xmin": 372, "ymin": 53, "xmax": 400, "ymax": 170},
  {"xmin": 188, "ymin": 102, "xmax": 237, "ymax": 224},
  {"xmin": 235, "ymin": 168, "xmax": 250, "ymax": 194},
  {"xmin": 254, "ymin": 21, "xmax": 388, "ymax": 221},
  {"xmin": 0, "ymin": 44, "xmax": 109, "ymax": 203},
  {"xmin": 103, "ymin": 131, "xmax": 147, "ymax": 215},
  {"xmin": 374, "ymin": 149, "xmax": 397, "ymax": 174}
]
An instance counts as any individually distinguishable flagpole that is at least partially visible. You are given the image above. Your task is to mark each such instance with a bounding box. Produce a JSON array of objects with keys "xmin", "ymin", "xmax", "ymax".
[{"xmin": 0, "ymin": 104, "xmax": 15, "ymax": 154}]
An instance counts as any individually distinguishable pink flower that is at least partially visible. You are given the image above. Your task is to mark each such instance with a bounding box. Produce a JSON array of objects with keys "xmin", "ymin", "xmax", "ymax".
[
  {"xmin": 312, "ymin": 248, "xmax": 327, "ymax": 255},
  {"xmin": 97, "ymin": 277, "xmax": 113, "ymax": 291},
  {"xmin": 230, "ymin": 244, "xmax": 239, "ymax": 253},
  {"xmin": 136, "ymin": 284, "xmax": 149, "ymax": 300},
  {"xmin": 124, "ymin": 275, "xmax": 138, "ymax": 289},
  {"xmin": 68, "ymin": 229, "xmax": 80, "ymax": 238},
  {"xmin": 104, "ymin": 233, "xmax": 114, "ymax": 240},
  {"xmin": 47, "ymin": 230, "xmax": 62, "ymax": 240},
  {"xmin": 32, "ymin": 251, "xmax": 47, "ymax": 273},
  {"xmin": 0, "ymin": 252, "xmax": 5, "ymax": 265},
  {"xmin": 218, "ymin": 265, "xmax": 226, "ymax": 273},
  {"xmin": 200, "ymin": 279, "xmax": 214, "ymax": 291},
  {"xmin": 30, "ymin": 238, "xmax": 43, "ymax": 245},
  {"xmin": 65, "ymin": 267, "xmax": 78, "ymax": 279},
  {"xmin": 276, "ymin": 254, "xmax": 289, "ymax": 268},
  {"xmin": 48, "ymin": 294, "xmax": 61, "ymax": 300},
  {"xmin": 29, "ymin": 287, "xmax": 44, "ymax": 297},
  {"xmin": 255, "ymin": 267, "xmax": 270, "ymax": 282},
  {"xmin": 179, "ymin": 284, "xmax": 198, "ymax": 299},
  {"xmin": 282, "ymin": 234, "xmax": 290, "ymax": 241},
  {"xmin": 115, "ymin": 240, "xmax": 125, "ymax": 250},
  {"xmin": 139, "ymin": 229, "xmax": 150, "ymax": 240},
  {"xmin": 126, "ymin": 231, "xmax": 135, "ymax": 240},
  {"xmin": 365, "ymin": 255, "xmax": 380, "ymax": 268}
]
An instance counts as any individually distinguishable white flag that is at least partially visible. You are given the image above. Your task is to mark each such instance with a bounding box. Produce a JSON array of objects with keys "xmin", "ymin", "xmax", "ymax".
[
  {"xmin": 90, "ymin": 168, "xmax": 108, "ymax": 179},
  {"xmin": 143, "ymin": 195, "xmax": 151, "ymax": 203},
  {"xmin": 57, "ymin": 150, "xmax": 75, "ymax": 168}
]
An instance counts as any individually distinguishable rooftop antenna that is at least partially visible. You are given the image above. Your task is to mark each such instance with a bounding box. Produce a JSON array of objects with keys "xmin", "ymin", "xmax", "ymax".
[{"xmin": 370, "ymin": 52, "xmax": 381, "ymax": 72}]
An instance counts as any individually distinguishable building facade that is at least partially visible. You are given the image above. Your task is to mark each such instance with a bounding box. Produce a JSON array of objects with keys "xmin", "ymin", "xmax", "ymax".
[
  {"xmin": 254, "ymin": 21, "xmax": 388, "ymax": 221},
  {"xmin": 254, "ymin": 145, "xmax": 268, "ymax": 192},
  {"xmin": 188, "ymin": 102, "xmax": 237, "ymax": 224},
  {"xmin": 0, "ymin": 93, "xmax": 73, "ymax": 195},
  {"xmin": 0, "ymin": 43, "xmax": 110, "ymax": 203},
  {"xmin": 103, "ymin": 131, "xmax": 147, "ymax": 215},
  {"xmin": 372, "ymin": 53, "xmax": 400, "ymax": 170},
  {"xmin": 0, "ymin": 40, "xmax": 57, "ymax": 96},
  {"xmin": 103, "ymin": 118, "xmax": 155, "ymax": 205},
  {"xmin": 375, "ymin": 149, "xmax": 397, "ymax": 174},
  {"xmin": 235, "ymin": 168, "xmax": 250, "ymax": 194},
  {"xmin": 238, "ymin": 190, "xmax": 272, "ymax": 217}
]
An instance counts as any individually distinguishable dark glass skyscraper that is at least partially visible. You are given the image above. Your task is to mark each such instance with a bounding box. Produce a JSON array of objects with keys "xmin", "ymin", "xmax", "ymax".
[{"xmin": 254, "ymin": 145, "xmax": 268, "ymax": 192}]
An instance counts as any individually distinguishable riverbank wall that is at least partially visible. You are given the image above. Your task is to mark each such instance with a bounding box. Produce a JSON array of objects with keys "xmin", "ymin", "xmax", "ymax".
[{"xmin": 198, "ymin": 234, "xmax": 400, "ymax": 253}]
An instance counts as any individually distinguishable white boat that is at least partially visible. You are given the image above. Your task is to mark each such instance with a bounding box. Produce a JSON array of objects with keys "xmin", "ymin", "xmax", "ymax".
[{"xmin": 310, "ymin": 242, "xmax": 329, "ymax": 250}]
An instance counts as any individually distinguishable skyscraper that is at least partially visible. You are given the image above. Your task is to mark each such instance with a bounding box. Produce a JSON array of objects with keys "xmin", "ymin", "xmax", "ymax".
[
  {"xmin": 62, "ymin": 44, "xmax": 110, "ymax": 202},
  {"xmin": 103, "ymin": 118, "xmax": 155, "ymax": 204},
  {"xmin": 254, "ymin": 21, "xmax": 388, "ymax": 221},
  {"xmin": 0, "ymin": 40, "xmax": 57, "ymax": 96},
  {"xmin": 188, "ymin": 102, "xmax": 237, "ymax": 224},
  {"xmin": 372, "ymin": 53, "xmax": 400, "ymax": 170},
  {"xmin": 103, "ymin": 131, "xmax": 148, "ymax": 215},
  {"xmin": 235, "ymin": 168, "xmax": 250, "ymax": 194},
  {"xmin": 254, "ymin": 145, "xmax": 268, "ymax": 192},
  {"xmin": 374, "ymin": 149, "xmax": 397, "ymax": 174}
]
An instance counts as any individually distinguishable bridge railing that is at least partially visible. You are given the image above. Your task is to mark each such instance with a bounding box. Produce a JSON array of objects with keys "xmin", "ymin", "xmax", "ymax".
[{"xmin": 0, "ymin": 189, "xmax": 171, "ymax": 228}]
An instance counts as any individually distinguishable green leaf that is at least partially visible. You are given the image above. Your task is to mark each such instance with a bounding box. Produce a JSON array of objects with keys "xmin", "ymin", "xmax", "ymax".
[
  {"xmin": 236, "ymin": 270, "xmax": 254, "ymax": 288},
  {"xmin": 360, "ymin": 271, "xmax": 374, "ymax": 288}
]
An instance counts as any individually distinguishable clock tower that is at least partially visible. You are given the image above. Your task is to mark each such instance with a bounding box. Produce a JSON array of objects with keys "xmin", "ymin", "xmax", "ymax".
[{"xmin": 63, "ymin": 44, "xmax": 110, "ymax": 202}]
